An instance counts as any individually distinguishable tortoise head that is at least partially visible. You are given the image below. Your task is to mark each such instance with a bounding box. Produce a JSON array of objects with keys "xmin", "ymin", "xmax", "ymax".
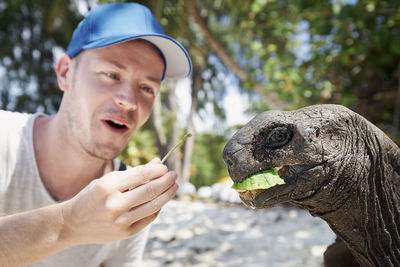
[{"xmin": 223, "ymin": 104, "xmax": 362, "ymax": 210}]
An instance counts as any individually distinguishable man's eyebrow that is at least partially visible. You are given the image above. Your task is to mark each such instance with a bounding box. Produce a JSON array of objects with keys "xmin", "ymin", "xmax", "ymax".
[
  {"xmin": 104, "ymin": 59, "xmax": 126, "ymax": 70},
  {"xmin": 146, "ymin": 75, "xmax": 162, "ymax": 83}
]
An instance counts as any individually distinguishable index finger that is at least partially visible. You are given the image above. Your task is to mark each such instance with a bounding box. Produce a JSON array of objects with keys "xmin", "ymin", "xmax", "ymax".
[{"xmin": 109, "ymin": 164, "xmax": 168, "ymax": 191}]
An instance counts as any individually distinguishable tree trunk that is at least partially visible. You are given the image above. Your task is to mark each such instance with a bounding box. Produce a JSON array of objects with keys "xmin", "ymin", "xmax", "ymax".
[
  {"xmin": 180, "ymin": 67, "xmax": 202, "ymax": 184},
  {"xmin": 164, "ymin": 80, "xmax": 182, "ymax": 177},
  {"xmin": 151, "ymin": 80, "xmax": 182, "ymax": 177},
  {"xmin": 151, "ymin": 93, "xmax": 167, "ymax": 156}
]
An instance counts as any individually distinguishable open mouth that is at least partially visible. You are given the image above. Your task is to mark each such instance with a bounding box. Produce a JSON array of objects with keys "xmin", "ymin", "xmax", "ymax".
[
  {"xmin": 234, "ymin": 164, "xmax": 323, "ymax": 209},
  {"xmin": 104, "ymin": 119, "xmax": 129, "ymax": 131},
  {"xmin": 232, "ymin": 167, "xmax": 285, "ymax": 192},
  {"xmin": 231, "ymin": 167, "xmax": 286, "ymax": 208}
]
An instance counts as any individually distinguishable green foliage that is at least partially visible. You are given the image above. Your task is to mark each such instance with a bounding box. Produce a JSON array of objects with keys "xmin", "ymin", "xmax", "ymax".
[
  {"xmin": 190, "ymin": 132, "xmax": 229, "ymax": 188},
  {"xmin": 298, "ymin": 0, "xmax": 400, "ymax": 138},
  {"xmin": 198, "ymin": 0, "xmax": 400, "ymax": 142},
  {"xmin": 0, "ymin": 0, "xmax": 81, "ymax": 113},
  {"xmin": 119, "ymin": 124, "xmax": 159, "ymax": 167}
]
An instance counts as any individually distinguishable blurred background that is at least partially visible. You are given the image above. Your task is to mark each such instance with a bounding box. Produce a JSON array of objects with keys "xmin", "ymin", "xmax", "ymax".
[
  {"xmin": 1, "ymin": 0, "xmax": 399, "ymax": 265},
  {"xmin": 0, "ymin": 0, "xmax": 399, "ymax": 188}
]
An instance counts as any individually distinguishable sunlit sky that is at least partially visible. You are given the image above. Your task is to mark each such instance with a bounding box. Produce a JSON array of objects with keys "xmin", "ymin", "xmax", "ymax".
[{"xmin": 176, "ymin": 77, "xmax": 252, "ymax": 133}]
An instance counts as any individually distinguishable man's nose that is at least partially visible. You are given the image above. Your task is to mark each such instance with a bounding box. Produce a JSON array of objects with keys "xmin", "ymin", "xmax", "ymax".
[{"xmin": 114, "ymin": 86, "xmax": 138, "ymax": 111}]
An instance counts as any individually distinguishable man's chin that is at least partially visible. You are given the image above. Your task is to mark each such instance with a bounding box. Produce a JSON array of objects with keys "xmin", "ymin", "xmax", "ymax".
[{"xmin": 86, "ymin": 142, "xmax": 125, "ymax": 160}]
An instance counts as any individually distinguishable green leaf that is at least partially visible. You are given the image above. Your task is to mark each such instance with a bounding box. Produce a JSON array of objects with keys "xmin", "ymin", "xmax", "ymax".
[{"xmin": 232, "ymin": 168, "xmax": 285, "ymax": 190}]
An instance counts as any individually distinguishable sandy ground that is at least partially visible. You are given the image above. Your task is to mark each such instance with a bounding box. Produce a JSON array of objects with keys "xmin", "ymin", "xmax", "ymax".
[{"xmin": 143, "ymin": 199, "xmax": 336, "ymax": 267}]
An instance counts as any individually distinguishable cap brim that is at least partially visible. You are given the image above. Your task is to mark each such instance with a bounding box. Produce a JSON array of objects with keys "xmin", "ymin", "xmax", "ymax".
[{"xmin": 82, "ymin": 34, "xmax": 192, "ymax": 79}]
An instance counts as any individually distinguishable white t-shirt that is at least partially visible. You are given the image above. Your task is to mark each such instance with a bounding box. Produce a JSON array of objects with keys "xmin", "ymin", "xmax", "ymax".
[{"xmin": 0, "ymin": 110, "xmax": 149, "ymax": 267}]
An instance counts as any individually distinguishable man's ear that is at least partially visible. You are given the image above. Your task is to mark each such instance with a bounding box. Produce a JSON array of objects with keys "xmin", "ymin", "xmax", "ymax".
[{"xmin": 56, "ymin": 54, "xmax": 73, "ymax": 92}]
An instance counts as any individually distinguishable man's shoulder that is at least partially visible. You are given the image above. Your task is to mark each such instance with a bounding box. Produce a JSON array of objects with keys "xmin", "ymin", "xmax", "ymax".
[
  {"xmin": 0, "ymin": 110, "xmax": 32, "ymax": 125},
  {"xmin": 0, "ymin": 110, "xmax": 44, "ymax": 132},
  {"xmin": 0, "ymin": 110, "xmax": 37, "ymax": 200},
  {"xmin": 0, "ymin": 110, "xmax": 39, "ymax": 152},
  {"xmin": 0, "ymin": 109, "xmax": 28, "ymax": 117}
]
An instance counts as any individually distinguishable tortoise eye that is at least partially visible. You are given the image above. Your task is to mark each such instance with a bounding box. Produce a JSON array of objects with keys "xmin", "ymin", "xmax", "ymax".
[{"xmin": 266, "ymin": 126, "xmax": 292, "ymax": 148}]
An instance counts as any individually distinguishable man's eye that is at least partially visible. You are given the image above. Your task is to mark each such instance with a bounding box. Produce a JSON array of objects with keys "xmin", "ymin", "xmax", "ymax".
[
  {"xmin": 106, "ymin": 73, "xmax": 118, "ymax": 80},
  {"xmin": 141, "ymin": 85, "xmax": 153, "ymax": 94}
]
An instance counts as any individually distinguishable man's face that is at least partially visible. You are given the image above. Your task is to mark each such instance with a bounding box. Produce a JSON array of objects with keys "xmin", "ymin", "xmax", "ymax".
[{"xmin": 60, "ymin": 40, "xmax": 164, "ymax": 160}]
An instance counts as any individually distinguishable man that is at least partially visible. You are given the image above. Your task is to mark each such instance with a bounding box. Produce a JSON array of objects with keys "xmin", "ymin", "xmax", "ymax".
[{"xmin": 0, "ymin": 2, "xmax": 192, "ymax": 266}]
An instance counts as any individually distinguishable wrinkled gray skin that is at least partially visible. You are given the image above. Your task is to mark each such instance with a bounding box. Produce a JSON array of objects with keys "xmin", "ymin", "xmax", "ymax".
[{"xmin": 223, "ymin": 104, "xmax": 400, "ymax": 267}]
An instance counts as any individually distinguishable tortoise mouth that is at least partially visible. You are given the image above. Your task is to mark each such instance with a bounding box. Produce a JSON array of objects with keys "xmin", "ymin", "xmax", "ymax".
[{"xmin": 237, "ymin": 165, "xmax": 317, "ymax": 209}]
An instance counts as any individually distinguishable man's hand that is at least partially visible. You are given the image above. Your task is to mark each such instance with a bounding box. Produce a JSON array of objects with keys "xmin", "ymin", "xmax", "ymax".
[
  {"xmin": 61, "ymin": 158, "xmax": 178, "ymax": 245},
  {"xmin": 0, "ymin": 158, "xmax": 178, "ymax": 266}
]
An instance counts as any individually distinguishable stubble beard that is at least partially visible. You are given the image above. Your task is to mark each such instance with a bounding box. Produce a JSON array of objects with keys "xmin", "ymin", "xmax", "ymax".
[
  {"xmin": 65, "ymin": 107, "xmax": 119, "ymax": 161},
  {"xmin": 67, "ymin": 61, "xmax": 124, "ymax": 161}
]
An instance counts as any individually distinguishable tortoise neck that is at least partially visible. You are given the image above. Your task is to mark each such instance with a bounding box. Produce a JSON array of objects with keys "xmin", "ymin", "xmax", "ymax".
[{"xmin": 301, "ymin": 126, "xmax": 400, "ymax": 267}]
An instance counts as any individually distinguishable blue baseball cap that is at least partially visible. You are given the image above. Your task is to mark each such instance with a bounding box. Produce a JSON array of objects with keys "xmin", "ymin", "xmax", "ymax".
[{"xmin": 67, "ymin": 2, "xmax": 192, "ymax": 80}]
